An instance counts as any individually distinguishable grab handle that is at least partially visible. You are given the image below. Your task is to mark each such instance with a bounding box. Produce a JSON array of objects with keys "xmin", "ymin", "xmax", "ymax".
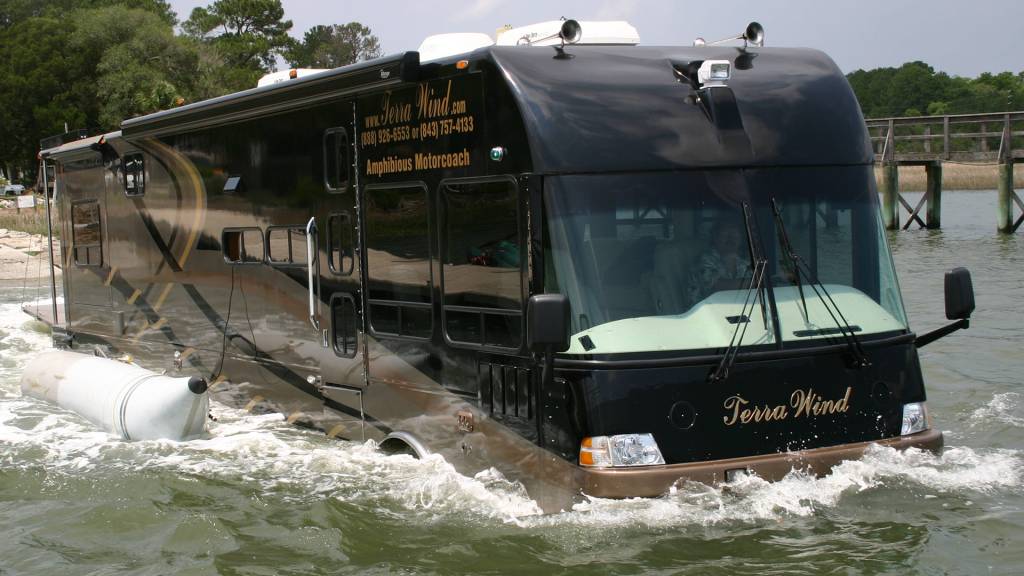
[{"xmin": 306, "ymin": 217, "xmax": 320, "ymax": 331}]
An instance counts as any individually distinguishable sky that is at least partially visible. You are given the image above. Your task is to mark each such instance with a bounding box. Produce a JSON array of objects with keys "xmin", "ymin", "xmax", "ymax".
[{"xmin": 167, "ymin": 0, "xmax": 1023, "ymax": 77}]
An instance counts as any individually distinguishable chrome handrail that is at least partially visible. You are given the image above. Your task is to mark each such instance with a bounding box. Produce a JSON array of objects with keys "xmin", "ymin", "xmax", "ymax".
[{"xmin": 306, "ymin": 216, "xmax": 320, "ymax": 331}]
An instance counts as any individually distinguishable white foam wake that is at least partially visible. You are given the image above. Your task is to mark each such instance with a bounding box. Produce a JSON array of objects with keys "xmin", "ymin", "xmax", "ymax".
[
  {"xmin": 538, "ymin": 443, "xmax": 1021, "ymax": 528},
  {"xmin": 1, "ymin": 293, "xmax": 1020, "ymax": 527},
  {"xmin": 970, "ymin": 392, "xmax": 1024, "ymax": 428},
  {"xmin": 2, "ymin": 390, "xmax": 1019, "ymax": 527},
  {"xmin": 0, "ymin": 297, "xmax": 53, "ymax": 396}
]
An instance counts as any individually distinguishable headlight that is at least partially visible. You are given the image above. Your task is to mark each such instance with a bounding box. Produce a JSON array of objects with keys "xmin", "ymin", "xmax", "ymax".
[
  {"xmin": 901, "ymin": 402, "xmax": 929, "ymax": 435},
  {"xmin": 579, "ymin": 433, "xmax": 665, "ymax": 467}
]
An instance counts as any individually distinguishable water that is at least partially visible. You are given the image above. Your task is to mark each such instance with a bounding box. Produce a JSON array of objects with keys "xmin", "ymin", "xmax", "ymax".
[{"xmin": 2, "ymin": 190, "xmax": 1022, "ymax": 575}]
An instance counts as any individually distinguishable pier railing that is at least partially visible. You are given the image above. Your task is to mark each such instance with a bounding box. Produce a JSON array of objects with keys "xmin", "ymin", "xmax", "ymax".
[
  {"xmin": 866, "ymin": 112, "xmax": 1024, "ymax": 164},
  {"xmin": 866, "ymin": 111, "xmax": 1024, "ymax": 233}
]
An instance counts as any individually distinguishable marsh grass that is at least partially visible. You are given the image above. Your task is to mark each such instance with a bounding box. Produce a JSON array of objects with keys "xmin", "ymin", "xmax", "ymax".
[
  {"xmin": 874, "ymin": 163, "xmax": 1024, "ymax": 192},
  {"xmin": 0, "ymin": 203, "xmax": 56, "ymax": 237}
]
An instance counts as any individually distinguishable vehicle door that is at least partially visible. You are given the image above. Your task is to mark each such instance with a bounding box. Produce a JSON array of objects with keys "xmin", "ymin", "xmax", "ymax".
[
  {"xmin": 315, "ymin": 103, "xmax": 367, "ymax": 435},
  {"xmin": 62, "ymin": 154, "xmax": 114, "ymax": 334}
]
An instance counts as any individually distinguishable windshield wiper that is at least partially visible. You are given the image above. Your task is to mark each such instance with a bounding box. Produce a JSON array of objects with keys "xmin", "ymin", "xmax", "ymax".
[
  {"xmin": 770, "ymin": 197, "xmax": 870, "ymax": 368},
  {"xmin": 770, "ymin": 198, "xmax": 809, "ymax": 323},
  {"xmin": 709, "ymin": 203, "xmax": 768, "ymax": 384}
]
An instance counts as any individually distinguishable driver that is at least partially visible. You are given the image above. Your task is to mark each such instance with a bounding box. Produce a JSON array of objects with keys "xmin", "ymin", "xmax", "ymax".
[{"xmin": 687, "ymin": 220, "xmax": 751, "ymax": 304}]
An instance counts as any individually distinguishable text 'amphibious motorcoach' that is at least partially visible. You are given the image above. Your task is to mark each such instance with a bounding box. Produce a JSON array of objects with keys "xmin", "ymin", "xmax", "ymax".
[{"xmin": 38, "ymin": 20, "xmax": 975, "ymax": 511}]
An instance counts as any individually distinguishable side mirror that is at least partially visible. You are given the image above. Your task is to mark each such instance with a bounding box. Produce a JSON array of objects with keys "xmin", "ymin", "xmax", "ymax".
[
  {"xmin": 918, "ymin": 266, "xmax": 975, "ymax": 348},
  {"xmin": 527, "ymin": 294, "xmax": 570, "ymax": 352},
  {"xmin": 944, "ymin": 267, "xmax": 975, "ymax": 320}
]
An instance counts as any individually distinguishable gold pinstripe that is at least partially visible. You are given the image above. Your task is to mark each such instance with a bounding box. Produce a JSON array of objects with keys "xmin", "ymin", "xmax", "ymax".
[
  {"xmin": 126, "ymin": 289, "xmax": 142, "ymax": 305},
  {"xmin": 243, "ymin": 395, "xmax": 264, "ymax": 412},
  {"xmin": 152, "ymin": 283, "xmax": 174, "ymax": 312}
]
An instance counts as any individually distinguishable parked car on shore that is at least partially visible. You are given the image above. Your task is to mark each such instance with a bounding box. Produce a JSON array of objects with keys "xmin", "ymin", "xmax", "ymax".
[{"xmin": 2, "ymin": 184, "xmax": 26, "ymax": 195}]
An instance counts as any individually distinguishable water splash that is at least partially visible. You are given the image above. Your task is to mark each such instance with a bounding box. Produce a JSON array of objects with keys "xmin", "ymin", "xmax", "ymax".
[
  {"xmin": 531, "ymin": 443, "xmax": 1021, "ymax": 528},
  {"xmin": 2, "ymin": 389, "xmax": 1019, "ymax": 528},
  {"xmin": 970, "ymin": 392, "xmax": 1024, "ymax": 428},
  {"xmin": 1, "ymin": 292, "xmax": 1020, "ymax": 529}
]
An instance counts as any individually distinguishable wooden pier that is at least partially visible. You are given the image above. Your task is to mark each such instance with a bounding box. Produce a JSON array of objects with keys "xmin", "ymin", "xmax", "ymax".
[{"xmin": 866, "ymin": 111, "xmax": 1024, "ymax": 232}]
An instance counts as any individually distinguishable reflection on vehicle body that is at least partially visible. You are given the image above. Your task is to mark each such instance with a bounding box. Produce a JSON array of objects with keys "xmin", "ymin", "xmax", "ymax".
[{"xmin": 544, "ymin": 167, "xmax": 908, "ymax": 356}]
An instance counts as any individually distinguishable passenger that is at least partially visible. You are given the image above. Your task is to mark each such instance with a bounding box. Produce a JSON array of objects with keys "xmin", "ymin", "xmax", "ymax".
[{"xmin": 687, "ymin": 220, "xmax": 751, "ymax": 304}]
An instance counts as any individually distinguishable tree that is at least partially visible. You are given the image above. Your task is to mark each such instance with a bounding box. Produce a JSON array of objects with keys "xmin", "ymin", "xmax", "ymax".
[
  {"xmin": 0, "ymin": 16, "xmax": 89, "ymax": 173},
  {"xmin": 847, "ymin": 62, "xmax": 1024, "ymax": 118},
  {"xmin": 285, "ymin": 22, "xmax": 382, "ymax": 69},
  {"xmin": 0, "ymin": 0, "xmax": 177, "ymax": 29},
  {"xmin": 184, "ymin": 0, "xmax": 292, "ymax": 74},
  {"xmin": 69, "ymin": 7, "xmax": 200, "ymax": 127}
]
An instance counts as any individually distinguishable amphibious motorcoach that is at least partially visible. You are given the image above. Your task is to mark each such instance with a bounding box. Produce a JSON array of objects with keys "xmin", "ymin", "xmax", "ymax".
[{"xmin": 35, "ymin": 20, "xmax": 976, "ymax": 511}]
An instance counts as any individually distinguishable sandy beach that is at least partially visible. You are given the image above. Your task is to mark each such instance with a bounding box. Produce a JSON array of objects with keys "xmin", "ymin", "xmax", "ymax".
[{"xmin": 0, "ymin": 228, "xmax": 61, "ymax": 283}]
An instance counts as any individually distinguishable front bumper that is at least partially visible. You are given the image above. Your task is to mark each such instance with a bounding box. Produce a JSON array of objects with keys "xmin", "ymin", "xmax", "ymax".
[{"xmin": 577, "ymin": 428, "xmax": 943, "ymax": 498}]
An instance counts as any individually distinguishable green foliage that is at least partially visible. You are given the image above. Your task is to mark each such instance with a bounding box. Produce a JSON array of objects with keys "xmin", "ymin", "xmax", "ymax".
[
  {"xmin": 0, "ymin": 0, "xmax": 382, "ymax": 174},
  {"xmin": 0, "ymin": 0, "xmax": 177, "ymax": 28},
  {"xmin": 184, "ymin": 0, "xmax": 293, "ymax": 77},
  {"xmin": 0, "ymin": 16, "xmax": 90, "ymax": 169},
  {"xmin": 285, "ymin": 23, "xmax": 382, "ymax": 68},
  {"xmin": 69, "ymin": 7, "xmax": 199, "ymax": 126},
  {"xmin": 848, "ymin": 61, "xmax": 1024, "ymax": 118}
]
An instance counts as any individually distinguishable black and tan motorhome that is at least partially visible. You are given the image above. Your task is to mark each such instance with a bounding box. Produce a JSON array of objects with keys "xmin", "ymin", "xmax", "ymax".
[{"xmin": 38, "ymin": 21, "xmax": 975, "ymax": 510}]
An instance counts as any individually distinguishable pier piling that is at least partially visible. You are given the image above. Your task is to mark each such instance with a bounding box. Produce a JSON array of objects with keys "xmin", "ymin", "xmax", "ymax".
[
  {"xmin": 925, "ymin": 163, "xmax": 942, "ymax": 229},
  {"xmin": 881, "ymin": 163, "xmax": 899, "ymax": 230},
  {"xmin": 997, "ymin": 161, "xmax": 1015, "ymax": 233}
]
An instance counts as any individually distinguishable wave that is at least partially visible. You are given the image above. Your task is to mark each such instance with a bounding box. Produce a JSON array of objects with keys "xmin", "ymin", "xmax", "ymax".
[
  {"xmin": 1, "ymin": 291, "xmax": 1020, "ymax": 529},
  {"xmin": 969, "ymin": 392, "xmax": 1024, "ymax": 428},
  {"xmin": 2, "ymin": 393, "xmax": 1019, "ymax": 528}
]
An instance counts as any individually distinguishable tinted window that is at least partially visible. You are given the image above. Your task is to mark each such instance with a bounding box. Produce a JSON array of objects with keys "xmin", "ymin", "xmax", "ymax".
[
  {"xmin": 365, "ymin": 183, "xmax": 432, "ymax": 339},
  {"xmin": 266, "ymin": 226, "xmax": 309, "ymax": 266},
  {"xmin": 331, "ymin": 293, "xmax": 358, "ymax": 357},
  {"xmin": 328, "ymin": 212, "xmax": 354, "ymax": 276},
  {"xmin": 324, "ymin": 128, "xmax": 350, "ymax": 192},
  {"xmin": 223, "ymin": 228, "xmax": 264, "ymax": 264},
  {"xmin": 72, "ymin": 200, "xmax": 102, "ymax": 266},
  {"xmin": 440, "ymin": 179, "xmax": 523, "ymax": 349},
  {"xmin": 123, "ymin": 153, "xmax": 145, "ymax": 197}
]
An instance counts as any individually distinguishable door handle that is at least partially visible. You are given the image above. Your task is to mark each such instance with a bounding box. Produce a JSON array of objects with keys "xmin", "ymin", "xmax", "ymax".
[{"xmin": 306, "ymin": 216, "xmax": 320, "ymax": 331}]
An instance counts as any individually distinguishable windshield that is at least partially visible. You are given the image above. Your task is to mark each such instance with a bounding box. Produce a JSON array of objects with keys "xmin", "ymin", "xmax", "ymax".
[{"xmin": 542, "ymin": 167, "xmax": 908, "ymax": 355}]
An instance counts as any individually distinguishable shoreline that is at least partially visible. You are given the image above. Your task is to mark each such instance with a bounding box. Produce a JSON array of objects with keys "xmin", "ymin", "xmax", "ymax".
[
  {"xmin": 873, "ymin": 163, "xmax": 1024, "ymax": 192},
  {"xmin": 0, "ymin": 228, "xmax": 61, "ymax": 282}
]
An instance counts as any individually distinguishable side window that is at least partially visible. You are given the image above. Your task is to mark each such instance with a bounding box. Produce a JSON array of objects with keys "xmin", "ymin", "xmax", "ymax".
[
  {"xmin": 331, "ymin": 293, "xmax": 358, "ymax": 357},
  {"xmin": 123, "ymin": 153, "xmax": 145, "ymax": 197},
  {"xmin": 71, "ymin": 200, "xmax": 103, "ymax": 267},
  {"xmin": 323, "ymin": 128, "xmax": 350, "ymax": 193},
  {"xmin": 365, "ymin": 182, "xmax": 432, "ymax": 339},
  {"xmin": 327, "ymin": 212, "xmax": 354, "ymax": 276},
  {"xmin": 266, "ymin": 226, "xmax": 309, "ymax": 266},
  {"xmin": 222, "ymin": 228, "xmax": 264, "ymax": 264},
  {"xmin": 440, "ymin": 178, "xmax": 523, "ymax": 349}
]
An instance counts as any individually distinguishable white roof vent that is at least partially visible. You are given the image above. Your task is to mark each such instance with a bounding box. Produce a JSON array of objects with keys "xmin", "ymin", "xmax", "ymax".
[
  {"xmin": 418, "ymin": 33, "xmax": 495, "ymax": 63},
  {"xmin": 257, "ymin": 68, "xmax": 330, "ymax": 88},
  {"xmin": 496, "ymin": 20, "xmax": 640, "ymax": 46}
]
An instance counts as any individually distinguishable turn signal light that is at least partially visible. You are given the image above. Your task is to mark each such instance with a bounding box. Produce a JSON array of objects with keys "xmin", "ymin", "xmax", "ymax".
[{"xmin": 579, "ymin": 433, "xmax": 665, "ymax": 468}]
